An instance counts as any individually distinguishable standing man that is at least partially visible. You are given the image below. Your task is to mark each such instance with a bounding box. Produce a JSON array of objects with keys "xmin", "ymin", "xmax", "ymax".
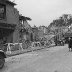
[
  {"xmin": 68, "ymin": 37, "xmax": 72, "ymax": 51},
  {"xmin": 54, "ymin": 36, "xmax": 58, "ymax": 46}
]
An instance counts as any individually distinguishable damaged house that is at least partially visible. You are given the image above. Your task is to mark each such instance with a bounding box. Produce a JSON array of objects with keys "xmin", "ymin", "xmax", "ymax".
[
  {"xmin": 19, "ymin": 15, "xmax": 32, "ymax": 48},
  {"xmin": 0, "ymin": 0, "xmax": 20, "ymax": 44},
  {"xmin": 0, "ymin": 0, "xmax": 33, "ymax": 50}
]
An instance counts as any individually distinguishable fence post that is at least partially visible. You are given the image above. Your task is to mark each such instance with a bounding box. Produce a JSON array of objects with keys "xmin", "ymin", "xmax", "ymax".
[{"xmin": 7, "ymin": 43, "xmax": 11, "ymax": 54}]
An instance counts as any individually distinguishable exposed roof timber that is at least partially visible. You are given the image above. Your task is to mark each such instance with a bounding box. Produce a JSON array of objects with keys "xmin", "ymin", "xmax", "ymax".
[
  {"xmin": 19, "ymin": 15, "xmax": 32, "ymax": 21},
  {"xmin": 25, "ymin": 17, "xmax": 32, "ymax": 21}
]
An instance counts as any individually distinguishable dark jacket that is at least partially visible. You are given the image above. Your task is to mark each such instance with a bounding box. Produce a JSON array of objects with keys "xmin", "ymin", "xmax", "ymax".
[{"xmin": 68, "ymin": 37, "xmax": 72, "ymax": 48}]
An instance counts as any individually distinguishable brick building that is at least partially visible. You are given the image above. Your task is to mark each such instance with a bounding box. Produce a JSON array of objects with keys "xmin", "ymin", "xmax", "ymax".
[
  {"xmin": 38, "ymin": 26, "xmax": 48, "ymax": 39},
  {"xmin": 0, "ymin": 0, "xmax": 20, "ymax": 44}
]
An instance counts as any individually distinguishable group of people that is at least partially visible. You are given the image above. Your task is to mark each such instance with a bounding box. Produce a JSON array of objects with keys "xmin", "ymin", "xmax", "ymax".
[{"xmin": 68, "ymin": 37, "xmax": 72, "ymax": 51}]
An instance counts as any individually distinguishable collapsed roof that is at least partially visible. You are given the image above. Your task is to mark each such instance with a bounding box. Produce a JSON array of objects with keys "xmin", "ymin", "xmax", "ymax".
[{"xmin": 19, "ymin": 15, "xmax": 32, "ymax": 21}]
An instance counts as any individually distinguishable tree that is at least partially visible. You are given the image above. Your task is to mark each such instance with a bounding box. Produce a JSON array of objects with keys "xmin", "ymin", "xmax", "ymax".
[
  {"xmin": 48, "ymin": 14, "xmax": 72, "ymax": 35},
  {"xmin": 49, "ymin": 14, "xmax": 72, "ymax": 27}
]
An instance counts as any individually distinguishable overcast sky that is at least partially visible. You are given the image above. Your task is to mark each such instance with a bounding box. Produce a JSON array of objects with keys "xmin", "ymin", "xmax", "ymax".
[{"xmin": 10, "ymin": 0, "xmax": 72, "ymax": 27}]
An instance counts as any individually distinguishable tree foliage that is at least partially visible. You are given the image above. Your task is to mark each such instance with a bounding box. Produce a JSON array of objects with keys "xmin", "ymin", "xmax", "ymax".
[
  {"xmin": 50, "ymin": 14, "xmax": 72, "ymax": 27},
  {"xmin": 47, "ymin": 14, "xmax": 72, "ymax": 34}
]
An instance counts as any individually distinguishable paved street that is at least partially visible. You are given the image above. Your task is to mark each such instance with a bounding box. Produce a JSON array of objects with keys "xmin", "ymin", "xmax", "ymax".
[{"xmin": 1, "ymin": 44, "xmax": 72, "ymax": 72}]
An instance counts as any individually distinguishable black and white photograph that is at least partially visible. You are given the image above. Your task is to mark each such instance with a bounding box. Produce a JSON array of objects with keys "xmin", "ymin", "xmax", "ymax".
[{"xmin": 0, "ymin": 0, "xmax": 72, "ymax": 72}]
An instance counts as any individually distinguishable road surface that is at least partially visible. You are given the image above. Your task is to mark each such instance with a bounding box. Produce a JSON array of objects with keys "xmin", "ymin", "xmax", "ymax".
[{"xmin": 1, "ymin": 44, "xmax": 72, "ymax": 72}]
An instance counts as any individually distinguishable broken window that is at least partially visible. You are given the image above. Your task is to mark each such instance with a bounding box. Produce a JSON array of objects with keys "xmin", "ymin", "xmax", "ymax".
[{"xmin": 0, "ymin": 4, "xmax": 6, "ymax": 19}]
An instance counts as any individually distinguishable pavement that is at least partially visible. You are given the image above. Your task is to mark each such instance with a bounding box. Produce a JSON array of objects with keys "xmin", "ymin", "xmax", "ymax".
[{"xmin": 1, "ymin": 44, "xmax": 72, "ymax": 72}]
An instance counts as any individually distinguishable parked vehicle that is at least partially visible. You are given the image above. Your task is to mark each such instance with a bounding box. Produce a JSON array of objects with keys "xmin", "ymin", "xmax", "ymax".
[
  {"xmin": 64, "ymin": 31, "xmax": 72, "ymax": 44},
  {"xmin": 0, "ymin": 49, "xmax": 6, "ymax": 69},
  {"xmin": 58, "ymin": 40, "xmax": 64, "ymax": 46},
  {"xmin": 54, "ymin": 36, "xmax": 65, "ymax": 46}
]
